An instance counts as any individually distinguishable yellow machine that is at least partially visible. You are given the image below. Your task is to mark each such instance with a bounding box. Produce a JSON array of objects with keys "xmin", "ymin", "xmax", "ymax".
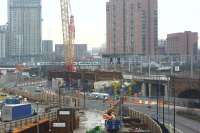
[{"xmin": 0, "ymin": 93, "xmax": 7, "ymax": 101}]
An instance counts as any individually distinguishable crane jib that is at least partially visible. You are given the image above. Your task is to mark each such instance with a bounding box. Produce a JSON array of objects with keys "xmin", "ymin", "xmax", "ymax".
[{"xmin": 60, "ymin": 0, "xmax": 76, "ymax": 72}]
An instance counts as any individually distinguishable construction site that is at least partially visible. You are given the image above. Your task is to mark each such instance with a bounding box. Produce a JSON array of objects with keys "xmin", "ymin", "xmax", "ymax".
[
  {"xmin": 0, "ymin": 0, "xmax": 200, "ymax": 133},
  {"xmin": 0, "ymin": 0, "xmax": 164, "ymax": 132}
]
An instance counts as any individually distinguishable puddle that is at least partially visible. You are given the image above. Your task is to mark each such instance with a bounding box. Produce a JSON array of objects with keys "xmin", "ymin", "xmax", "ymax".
[{"xmin": 74, "ymin": 110, "xmax": 105, "ymax": 133}]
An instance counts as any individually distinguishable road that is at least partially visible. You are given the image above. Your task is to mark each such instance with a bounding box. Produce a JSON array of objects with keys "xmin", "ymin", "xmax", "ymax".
[
  {"xmin": 74, "ymin": 110, "xmax": 105, "ymax": 133},
  {"xmin": 126, "ymin": 104, "xmax": 200, "ymax": 133}
]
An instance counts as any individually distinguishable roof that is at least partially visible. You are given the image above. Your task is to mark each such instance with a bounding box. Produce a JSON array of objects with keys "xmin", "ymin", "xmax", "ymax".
[{"xmin": 4, "ymin": 103, "xmax": 31, "ymax": 107}]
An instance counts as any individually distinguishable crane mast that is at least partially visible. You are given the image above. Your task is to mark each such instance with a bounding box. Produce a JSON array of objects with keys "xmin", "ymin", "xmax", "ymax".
[{"xmin": 60, "ymin": 0, "xmax": 75, "ymax": 72}]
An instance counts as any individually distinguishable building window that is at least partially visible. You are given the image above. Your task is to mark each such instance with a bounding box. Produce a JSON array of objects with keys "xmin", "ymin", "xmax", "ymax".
[{"xmin": 137, "ymin": 3, "xmax": 141, "ymax": 9}]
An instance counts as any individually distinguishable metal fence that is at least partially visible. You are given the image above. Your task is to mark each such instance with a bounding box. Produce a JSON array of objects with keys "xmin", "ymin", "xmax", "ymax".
[
  {"xmin": 1, "ymin": 87, "xmax": 80, "ymax": 108},
  {"xmin": 0, "ymin": 88, "xmax": 80, "ymax": 133},
  {"xmin": 1, "ymin": 55, "xmax": 200, "ymax": 79},
  {"xmin": 101, "ymin": 55, "xmax": 200, "ymax": 79},
  {"xmin": 127, "ymin": 107, "xmax": 163, "ymax": 133},
  {"xmin": 0, "ymin": 111, "xmax": 57, "ymax": 133}
]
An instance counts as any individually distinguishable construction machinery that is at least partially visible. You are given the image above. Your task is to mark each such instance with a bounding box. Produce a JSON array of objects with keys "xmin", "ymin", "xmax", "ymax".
[
  {"xmin": 60, "ymin": 0, "xmax": 76, "ymax": 72},
  {"xmin": 15, "ymin": 64, "xmax": 30, "ymax": 72}
]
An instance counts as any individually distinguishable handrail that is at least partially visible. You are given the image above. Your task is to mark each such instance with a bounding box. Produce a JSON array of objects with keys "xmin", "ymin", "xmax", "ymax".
[
  {"xmin": 0, "ymin": 87, "xmax": 80, "ymax": 132},
  {"xmin": 0, "ymin": 111, "xmax": 57, "ymax": 133},
  {"xmin": 126, "ymin": 107, "xmax": 163, "ymax": 133},
  {"xmin": 1, "ymin": 88, "xmax": 80, "ymax": 107}
]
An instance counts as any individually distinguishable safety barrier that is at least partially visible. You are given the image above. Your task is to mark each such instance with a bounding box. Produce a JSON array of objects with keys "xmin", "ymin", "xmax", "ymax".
[
  {"xmin": 0, "ymin": 111, "xmax": 57, "ymax": 133},
  {"xmin": 126, "ymin": 107, "xmax": 163, "ymax": 133},
  {"xmin": 123, "ymin": 96, "xmax": 165, "ymax": 105},
  {"xmin": 166, "ymin": 123, "xmax": 183, "ymax": 133},
  {"xmin": 104, "ymin": 103, "xmax": 162, "ymax": 133},
  {"xmin": 1, "ymin": 88, "xmax": 80, "ymax": 108},
  {"xmin": 16, "ymin": 80, "xmax": 47, "ymax": 87}
]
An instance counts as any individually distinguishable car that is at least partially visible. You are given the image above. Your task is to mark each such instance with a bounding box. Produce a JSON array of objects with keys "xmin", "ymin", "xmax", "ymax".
[
  {"xmin": 38, "ymin": 84, "xmax": 43, "ymax": 87},
  {"xmin": 35, "ymin": 88, "xmax": 42, "ymax": 93},
  {"xmin": 31, "ymin": 74, "xmax": 37, "ymax": 77},
  {"xmin": 90, "ymin": 92, "xmax": 109, "ymax": 100}
]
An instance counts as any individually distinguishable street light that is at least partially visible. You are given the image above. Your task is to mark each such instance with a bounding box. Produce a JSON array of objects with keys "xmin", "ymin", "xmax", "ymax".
[
  {"xmin": 156, "ymin": 79, "xmax": 160, "ymax": 122},
  {"xmin": 120, "ymin": 80, "xmax": 125, "ymax": 120},
  {"xmin": 36, "ymin": 101, "xmax": 39, "ymax": 114},
  {"xmin": 148, "ymin": 56, "xmax": 151, "ymax": 76},
  {"xmin": 58, "ymin": 79, "xmax": 64, "ymax": 109},
  {"xmin": 102, "ymin": 83, "xmax": 106, "ymax": 93},
  {"xmin": 167, "ymin": 73, "xmax": 176, "ymax": 133},
  {"xmin": 82, "ymin": 79, "xmax": 88, "ymax": 109},
  {"xmin": 35, "ymin": 102, "xmax": 39, "ymax": 133},
  {"xmin": 172, "ymin": 75, "xmax": 176, "ymax": 133}
]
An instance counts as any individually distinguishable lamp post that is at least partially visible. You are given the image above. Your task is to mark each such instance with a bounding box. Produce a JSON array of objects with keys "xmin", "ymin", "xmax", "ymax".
[
  {"xmin": 82, "ymin": 79, "xmax": 87, "ymax": 109},
  {"xmin": 120, "ymin": 79, "xmax": 125, "ymax": 120},
  {"xmin": 102, "ymin": 83, "xmax": 106, "ymax": 93},
  {"xmin": 172, "ymin": 75, "xmax": 176, "ymax": 133},
  {"xmin": 156, "ymin": 79, "xmax": 160, "ymax": 122},
  {"xmin": 167, "ymin": 77, "xmax": 170, "ymax": 129},
  {"xmin": 148, "ymin": 56, "xmax": 151, "ymax": 76},
  {"xmin": 35, "ymin": 101, "xmax": 39, "ymax": 133},
  {"xmin": 162, "ymin": 85, "xmax": 165, "ymax": 125},
  {"xmin": 166, "ymin": 72, "xmax": 176, "ymax": 133},
  {"xmin": 58, "ymin": 80, "xmax": 63, "ymax": 109},
  {"xmin": 36, "ymin": 101, "xmax": 39, "ymax": 114},
  {"xmin": 83, "ymin": 84, "xmax": 86, "ymax": 109}
]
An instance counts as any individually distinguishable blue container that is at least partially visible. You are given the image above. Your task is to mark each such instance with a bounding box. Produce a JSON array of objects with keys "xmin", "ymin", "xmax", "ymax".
[
  {"xmin": 105, "ymin": 120, "xmax": 122, "ymax": 131},
  {"xmin": 1, "ymin": 103, "xmax": 32, "ymax": 121},
  {"xmin": 4, "ymin": 98, "xmax": 20, "ymax": 104},
  {"xmin": 12, "ymin": 104, "xmax": 32, "ymax": 120}
]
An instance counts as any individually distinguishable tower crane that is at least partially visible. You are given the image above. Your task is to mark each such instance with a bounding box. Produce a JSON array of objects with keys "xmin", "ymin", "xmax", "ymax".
[{"xmin": 60, "ymin": 0, "xmax": 76, "ymax": 72}]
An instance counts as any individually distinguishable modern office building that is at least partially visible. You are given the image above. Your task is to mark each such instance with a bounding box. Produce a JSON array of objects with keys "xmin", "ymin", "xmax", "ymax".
[
  {"xmin": 42, "ymin": 40, "xmax": 53, "ymax": 54},
  {"xmin": 157, "ymin": 39, "xmax": 167, "ymax": 55},
  {"xmin": 106, "ymin": 0, "xmax": 157, "ymax": 56},
  {"xmin": 55, "ymin": 44, "xmax": 64, "ymax": 59},
  {"xmin": 166, "ymin": 31, "xmax": 198, "ymax": 56},
  {"xmin": 74, "ymin": 44, "xmax": 88, "ymax": 61},
  {"xmin": 0, "ymin": 25, "xmax": 7, "ymax": 58},
  {"xmin": 7, "ymin": 0, "xmax": 42, "ymax": 57}
]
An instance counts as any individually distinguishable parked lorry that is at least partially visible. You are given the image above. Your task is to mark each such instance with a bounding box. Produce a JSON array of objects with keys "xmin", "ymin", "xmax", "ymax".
[{"xmin": 1, "ymin": 103, "xmax": 32, "ymax": 121}]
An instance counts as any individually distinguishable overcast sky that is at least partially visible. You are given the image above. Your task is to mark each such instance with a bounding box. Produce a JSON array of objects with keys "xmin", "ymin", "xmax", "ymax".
[{"xmin": 0, "ymin": 0, "xmax": 200, "ymax": 48}]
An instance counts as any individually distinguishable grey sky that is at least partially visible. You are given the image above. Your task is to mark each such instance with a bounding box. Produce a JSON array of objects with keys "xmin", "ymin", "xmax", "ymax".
[{"xmin": 0, "ymin": 0, "xmax": 199, "ymax": 48}]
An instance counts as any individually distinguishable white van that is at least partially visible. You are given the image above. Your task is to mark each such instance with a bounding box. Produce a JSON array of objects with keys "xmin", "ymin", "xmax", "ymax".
[{"xmin": 90, "ymin": 92, "xmax": 109, "ymax": 100}]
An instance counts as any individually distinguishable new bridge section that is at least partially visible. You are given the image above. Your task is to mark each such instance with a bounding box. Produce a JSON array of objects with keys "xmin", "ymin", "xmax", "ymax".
[
  {"xmin": 123, "ymin": 74, "xmax": 200, "ymax": 99},
  {"xmin": 48, "ymin": 70, "xmax": 122, "ymax": 81}
]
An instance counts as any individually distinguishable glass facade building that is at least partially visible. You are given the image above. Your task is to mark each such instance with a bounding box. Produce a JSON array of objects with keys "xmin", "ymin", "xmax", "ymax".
[
  {"xmin": 7, "ymin": 0, "xmax": 42, "ymax": 57},
  {"xmin": 0, "ymin": 25, "xmax": 7, "ymax": 58}
]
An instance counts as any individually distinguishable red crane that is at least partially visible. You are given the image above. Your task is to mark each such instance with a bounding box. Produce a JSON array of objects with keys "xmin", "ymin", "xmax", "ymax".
[{"xmin": 60, "ymin": 0, "xmax": 76, "ymax": 72}]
